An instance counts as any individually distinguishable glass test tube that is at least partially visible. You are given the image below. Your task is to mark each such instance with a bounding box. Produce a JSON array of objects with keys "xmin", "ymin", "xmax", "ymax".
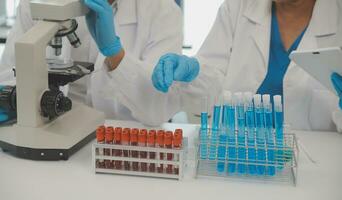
[
  {"xmin": 148, "ymin": 130, "xmax": 156, "ymax": 173},
  {"xmin": 244, "ymin": 92, "xmax": 257, "ymax": 175},
  {"xmin": 122, "ymin": 128, "xmax": 131, "ymax": 170},
  {"xmin": 235, "ymin": 93, "xmax": 246, "ymax": 174},
  {"xmin": 217, "ymin": 93, "xmax": 229, "ymax": 173},
  {"xmin": 209, "ymin": 96, "xmax": 221, "ymax": 160},
  {"xmin": 226, "ymin": 92, "xmax": 236, "ymax": 174},
  {"xmin": 263, "ymin": 95, "xmax": 276, "ymax": 176},
  {"xmin": 173, "ymin": 129, "xmax": 183, "ymax": 175},
  {"xmin": 96, "ymin": 126, "xmax": 105, "ymax": 169},
  {"xmin": 274, "ymin": 95, "xmax": 284, "ymax": 169},
  {"xmin": 130, "ymin": 128, "xmax": 139, "ymax": 171},
  {"xmin": 105, "ymin": 127, "xmax": 114, "ymax": 169},
  {"xmin": 165, "ymin": 131, "xmax": 174, "ymax": 174},
  {"xmin": 200, "ymin": 96, "xmax": 209, "ymax": 159},
  {"xmin": 254, "ymin": 94, "xmax": 266, "ymax": 175},
  {"xmin": 113, "ymin": 127, "xmax": 123, "ymax": 170},
  {"xmin": 156, "ymin": 130, "xmax": 165, "ymax": 173},
  {"xmin": 139, "ymin": 129, "xmax": 148, "ymax": 172}
]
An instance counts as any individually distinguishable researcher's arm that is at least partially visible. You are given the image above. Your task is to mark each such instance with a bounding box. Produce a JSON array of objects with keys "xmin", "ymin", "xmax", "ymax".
[
  {"xmin": 0, "ymin": 0, "xmax": 34, "ymax": 83},
  {"xmin": 331, "ymin": 73, "xmax": 342, "ymax": 132},
  {"xmin": 85, "ymin": 0, "xmax": 183, "ymax": 126}
]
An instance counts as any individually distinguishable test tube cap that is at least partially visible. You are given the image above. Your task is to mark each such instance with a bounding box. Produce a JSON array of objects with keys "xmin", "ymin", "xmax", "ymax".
[
  {"xmin": 130, "ymin": 128, "xmax": 139, "ymax": 143},
  {"xmin": 253, "ymin": 94, "xmax": 262, "ymax": 106},
  {"xmin": 164, "ymin": 131, "xmax": 173, "ymax": 145},
  {"xmin": 96, "ymin": 126, "xmax": 105, "ymax": 142},
  {"xmin": 114, "ymin": 127, "xmax": 122, "ymax": 141},
  {"xmin": 147, "ymin": 130, "xmax": 156, "ymax": 144},
  {"xmin": 273, "ymin": 95, "xmax": 282, "ymax": 105},
  {"xmin": 262, "ymin": 94, "xmax": 271, "ymax": 103},
  {"xmin": 173, "ymin": 131, "xmax": 183, "ymax": 147},
  {"xmin": 244, "ymin": 92, "xmax": 253, "ymax": 103},
  {"xmin": 105, "ymin": 127, "xmax": 114, "ymax": 141},
  {"xmin": 156, "ymin": 130, "xmax": 165, "ymax": 145},
  {"xmin": 122, "ymin": 128, "xmax": 131, "ymax": 142},
  {"xmin": 223, "ymin": 91, "xmax": 233, "ymax": 104},
  {"xmin": 138, "ymin": 129, "xmax": 147, "ymax": 143}
]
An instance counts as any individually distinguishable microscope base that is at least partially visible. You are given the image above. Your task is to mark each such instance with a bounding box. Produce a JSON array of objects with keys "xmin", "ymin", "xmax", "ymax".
[{"xmin": 0, "ymin": 103, "xmax": 105, "ymax": 160}]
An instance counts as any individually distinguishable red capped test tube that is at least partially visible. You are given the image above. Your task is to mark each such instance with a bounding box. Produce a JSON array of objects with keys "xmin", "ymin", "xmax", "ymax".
[
  {"xmin": 165, "ymin": 131, "xmax": 173, "ymax": 174},
  {"xmin": 156, "ymin": 130, "xmax": 165, "ymax": 173},
  {"xmin": 105, "ymin": 127, "xmax": 114, "ymax": 169},
  {"xmin": 147, "ymin": 130, "xmax": 156, "ymax": 172},
  {"xmin": 122, "ymin": 128, "xmax": 131, "ymax": 170},
  {"xmin": 130, "ymin": 128, "xmax": 139, "ymax": 171},
  {"xmin": 96, "ymin": 126, "xmax": 105, "ymax": 168},
  {"xmin": 113, "ymin": 127, "xmax": 122, "ymax": 170},
  {"xmin": 173, "ymin": 129, "xmax": 183, "ymax": 175},
  {"xmin": 139, "ymin": 129, "xmax": 148, "ymax": 172}
]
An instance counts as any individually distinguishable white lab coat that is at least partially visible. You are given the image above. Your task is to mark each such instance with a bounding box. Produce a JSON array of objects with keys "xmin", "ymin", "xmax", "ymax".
[
  {"xmin": 99, "ymin": 0, "xmax": 342, "ymax": 131},
  {"xmin": 0, "ymin": 0, "xmax": 183, "ymax": 125}
]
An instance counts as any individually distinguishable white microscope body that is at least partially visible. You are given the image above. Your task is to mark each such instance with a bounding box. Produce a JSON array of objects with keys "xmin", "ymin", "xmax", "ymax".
[{"xmin": 0, "ymin": 0, "xmax": 105, "ymax": 160}]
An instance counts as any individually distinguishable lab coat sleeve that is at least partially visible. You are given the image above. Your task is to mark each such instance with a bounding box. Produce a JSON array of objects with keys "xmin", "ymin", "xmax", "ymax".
[
  {"xmin": 0, "ymin": 0, "xmax": 35, "ymax": 83},
  {"xmin": 333, "ymin": 110, "xmax": 342, "ymax": 133},
  {"xmin": 99, "ymin": 0, "xmax": 184, "ymax": 126}
]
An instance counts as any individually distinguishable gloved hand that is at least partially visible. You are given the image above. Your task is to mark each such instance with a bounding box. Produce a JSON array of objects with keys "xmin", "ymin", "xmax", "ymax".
[
  {"xmin": 152, "ymin": 53, "xmax": 200, "ymax": 93},
  {"xmin": 332, "ymin": 72, "xmax": 342, "ymax": 109},
  {"xmin": 0, "ymin": 108, "xmax": 9, "ymax": 123},
  {"xmin": 84, "ymin": 0, "xmax": 122, "ymax": 57}
]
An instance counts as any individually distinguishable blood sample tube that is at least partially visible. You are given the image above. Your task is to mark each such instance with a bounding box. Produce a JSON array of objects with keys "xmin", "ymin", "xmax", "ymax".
[
  {"xmin": 165, "ymin": 131, "xmax": 173, "ymax": 174},
  {"xmin": 148, "ymin": 130, "xmax": 156, "ymax": 172},
  {"xmin": 156, "ymin": 130, "xmax": 165, "ymax": 173},
  {"xmin": 130, "ymin": 128, "xmax": 139, "ymax": 171},
  {"xmin": 173, "ymin": 130, "xmax": 183, "ymax": 175},
  {"xmin": 105, "ymin": 127, "xmax": 114, "ymax": 169},
  {"xmin": 138, "ymin": 129, "xmax": 148, "ymax": 172},
  {"xmin": 113, "ymin": 127, "xmax": 122, "ymax": 170},
  {"xmin": 96, "ymin": 126, "xmax": 105, "ymax": 168},
  {"xmin": 122, "ymin": 128, "xmax": 131, "ymax": 170}
]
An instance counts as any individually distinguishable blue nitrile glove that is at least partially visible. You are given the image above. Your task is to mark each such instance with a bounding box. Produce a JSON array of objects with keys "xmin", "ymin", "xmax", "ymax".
[
  {"xmin": 84, "ymin": 0, "xmax": 122, "ymax": 57},
  {"xmin": 332, "ymin": 72, "xmax": 342, "ymax": 109},
  {"xmin": 0, "ymin": 108, "xmax": 9, "ymax": 123},
  {"xmin": 152, "ymin": 53, "xmax": 200, "ymax": 93}
]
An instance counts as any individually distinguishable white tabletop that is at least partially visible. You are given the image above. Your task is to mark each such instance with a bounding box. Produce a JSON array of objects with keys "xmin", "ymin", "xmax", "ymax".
[{"xmin": 0, "ymin": 120, "xmax": 341, "ymax": 200}]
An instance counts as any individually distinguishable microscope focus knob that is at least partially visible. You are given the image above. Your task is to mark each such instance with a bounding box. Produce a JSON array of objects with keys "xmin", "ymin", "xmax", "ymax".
[{"xmin": 41, "ymin": 90, "xmax": 72, "ymax": 119}]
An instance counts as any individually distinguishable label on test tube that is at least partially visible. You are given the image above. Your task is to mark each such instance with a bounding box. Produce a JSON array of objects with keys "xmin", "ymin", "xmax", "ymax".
[
  {"xmin": 148, "ymin": 130, "xmax": 156, "ymax": 173},
  {"xmin": 156, "ymin": 130, "xmax": 165, "ymax": 173},
  {"xmin": 130, "ymin": 128, "xmax": 139, "ymax": 171},
  {"xmin": 96, "ymin": 126, "xmax": 105, "ymax": 169},
  {"xmin": 122, "ymin": 128, "xmax": 131, "ymax": 170},
  {"xmin": 105, "ymin": 127, "xmax": 114, "ymax": 169},
  {"xmin": 114, "ymin": 127, "xmax": 123, "ymax": 170},
  {"xmin": 165, "ymin": 131, "xmax": 173, "ymax": 174},
  {"xmin": 173, "ymin": 129, "xmax": 183, "ymax": 175},
  {"xmin": 139, "ymin": 129, "xmax": 148, "ymax": 172}
]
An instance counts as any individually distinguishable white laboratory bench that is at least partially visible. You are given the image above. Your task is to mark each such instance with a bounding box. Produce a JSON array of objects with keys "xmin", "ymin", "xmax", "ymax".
[{"xmin": 0, "ymin": 120, "xmax": 341, "ymax": 200}]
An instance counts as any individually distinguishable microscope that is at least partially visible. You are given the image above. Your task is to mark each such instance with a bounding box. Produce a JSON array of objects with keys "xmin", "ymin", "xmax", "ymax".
[{"xmin": 0, "ymin": 0, "xmax": 105, "ymax": 160}]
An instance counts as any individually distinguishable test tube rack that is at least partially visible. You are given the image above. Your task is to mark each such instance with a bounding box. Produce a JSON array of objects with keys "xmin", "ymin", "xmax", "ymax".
[
  {"xmin": 195, "ymin": 129, "xmax": 299, "ymax": 186},
  {"xmin": 92, "ymin": 137, "xmax": 188, "ymax": 180}
]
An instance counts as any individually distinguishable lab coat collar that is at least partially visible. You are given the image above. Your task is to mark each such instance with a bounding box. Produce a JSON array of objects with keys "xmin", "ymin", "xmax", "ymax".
[
  {"xmin": 243, "ymin": 0, "xmax": 272, "ymax": 25},
  {"xmin": 116, "ymin": 0, "xmax": 137, "ymax": 25}
]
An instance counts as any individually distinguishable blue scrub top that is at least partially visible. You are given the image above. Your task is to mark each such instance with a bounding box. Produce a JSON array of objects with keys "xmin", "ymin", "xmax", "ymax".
[{"xmin": 257, "ymin": 4, "xmax": 307, "ymax": 98}]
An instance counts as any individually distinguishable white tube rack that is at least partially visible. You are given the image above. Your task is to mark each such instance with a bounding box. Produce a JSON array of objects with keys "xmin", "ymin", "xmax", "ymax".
[
  {"xmin": 92, "ymin": 138, "xmax": 188, "ymax": 180},
  {"xmin": 195, "ymin": 130, "xmax": 299, "ymax": 186}
]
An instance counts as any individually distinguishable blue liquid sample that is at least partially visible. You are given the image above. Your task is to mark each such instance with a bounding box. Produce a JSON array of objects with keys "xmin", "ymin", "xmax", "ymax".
[
  {"xmin": 227, "ymin": 105, "xmax": 236, "ymax": 174},
  {"xmin": 237, "ymin": 104, "xmax": 246, "ymax": 174},
  {"xmin": 255, "ymin": 108, "xmax": 266, "ymax": 175},
  {"xmin": 264, "ymin": 109, "xmax": 275, "ymax": 176},
  {"xmin": 245, "ymin": 108, "xmax": 256, "ymax": 175},
  {"xmin": 275, "ymin": 111, "xmax": 284, "ymax": 169},
  {"xmin": 200, "ymin": 112, "xmax": 208, "ymax": 159},
  {"xmin": 209, "ymin": 106, "xmax": 221, "ymax": 160},
  {"xmin": 217, "ymin": 131, "xmax": 227, "ymax": 173}
]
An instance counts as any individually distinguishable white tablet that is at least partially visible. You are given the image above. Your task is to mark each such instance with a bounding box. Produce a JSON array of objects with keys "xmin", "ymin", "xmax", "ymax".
[{"xmin": 289, "ymin": 47, "xmax": 342, "ymax": 95}]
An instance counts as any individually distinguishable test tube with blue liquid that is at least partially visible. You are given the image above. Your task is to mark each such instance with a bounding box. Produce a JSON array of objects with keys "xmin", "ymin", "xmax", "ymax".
[
  {"xmin": 217, "ymin": 93, "xmax": 228, "ymax": 173},
  {"xmin": 263, "ymin": 94, "xmax": 275, "ymax": 176},
  {"xmin": 244, "ymin": 92, "xmax": 256, "ymax": 175},
  {"xmin": 254, "ymin": 94, "xmax": 266, "ymax": 175},
  {"xmin": 274, "ymin": 95, "xmax": 284, "ymax": 169},
  {"xmin": 209, "ymin": 96, "xmax": 221, "ymax": 160},
  {"xmin": 235, "ymin": 92, "xmax": 246, "ymax": 174},
  {"xmin": 200, "ymin": 96, "xmax": 209, "ymax": 159},
  {"xmin": 225, "ymin": 91, "xmax": 236, "ymax": 174}
]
